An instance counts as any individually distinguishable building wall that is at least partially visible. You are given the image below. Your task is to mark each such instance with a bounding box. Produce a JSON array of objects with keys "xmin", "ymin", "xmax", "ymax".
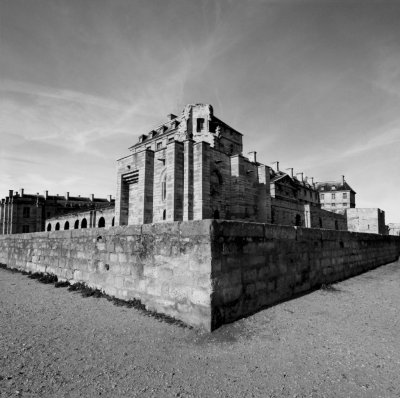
[
  {"xmin": 347, "ymin": 208, "xmax": 386, "ymax": 234},
  {"xmin": 1, "ymin": 220, "xmax": 399, "ymax": 331},
  {"xmin": 388, "ymin": 223, "xmax": 400, "ymax": 236},
  {"xmin": 46, "ymin": 207, "xmax": 115, "ymax": 231}
]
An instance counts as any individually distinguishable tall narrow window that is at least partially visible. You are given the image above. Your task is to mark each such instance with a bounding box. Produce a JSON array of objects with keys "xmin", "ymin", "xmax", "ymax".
[
  {"xmin": 196, "ymin": 118, "xmax": 204, "ymax": 132},
  {"xmin": 332, "ymin": 193, "xmax": 336, "ymax": 199},
  {"xmin": 163, "ymin": 209, "xmax": 166, "ymax": 220},
  {"xmin": 161, "ymin": 175, "xmax": 167, "ymax": 201},
  {"xmin": 23, "ymin": 207, "xmax": 30, "ymax": 218}
]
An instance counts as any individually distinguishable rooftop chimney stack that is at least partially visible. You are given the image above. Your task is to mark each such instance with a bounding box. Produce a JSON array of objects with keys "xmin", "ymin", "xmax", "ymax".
[
  {"xmin": 65, "ymin": 192, "xmax": 69, "ymax": 200},
  {"xmin": 248, "ymin": 151, "xmax": 257, "ymax": 163},
  {"xmin": 271, "ymin": 161, "xmax": 279, "ymax": 172},
  {"xmin": 107, "ymin": 195, "xmax": 112, "ymax": 202},
  {"xmin": 286, "ymin": 168, "xmax": 294, "ymax": 178},
  {"xmin": 90, "ymin": 194, "xmax": 94, "ymax": 202},
  {"xmin": 342, "ymin": 175, "xmax": 345, "ymax": 185},
  {"xmin": 44, "ymin": 190, "xmax": 48, "ymax": 199},
  {"xmin": 296, "ymin": 172, "xmax": 304, "ymax": 182},
  {"xmin": 9, "ymin": 190, "xmax": 13, "ymax": 198},
  {"xmin": 20, "ymin": 188, "xmax": 24, "ymax": 196}
]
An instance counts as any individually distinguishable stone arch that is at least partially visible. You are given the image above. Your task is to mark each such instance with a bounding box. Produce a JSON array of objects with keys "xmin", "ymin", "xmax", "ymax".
[
  {"xmin": 47, "ymin": 223, "xmax": 52, "ymax": 231},
  {"xmin": 55, "ymin": 222, "xmax": 60, "ymax": 231},
  {"xmin": 64, "ymin": 221, "xmax": 70, "ymax": 230},
  {"xmin": 74, "ymin": 220, "xmax": 79, "ymax": 229},
  {"xmin": 98, "ymin": 217, "xmax": 105, "ymax": 228},
  {"xmin": 81, "ymin": 218, "xmax": 87, "ymax": 229}
]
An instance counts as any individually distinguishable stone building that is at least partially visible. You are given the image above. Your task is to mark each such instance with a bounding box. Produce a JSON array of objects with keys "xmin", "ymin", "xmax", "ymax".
[
  {"xmin": 346, "ymin": 208, "xmax": 386, "ymax": 235},
  {"xmin": 115, "ymin": 103, "xmax": 347, "ymax": 230},
  {"xmin": 0, "ymin": 189, "xmax": 114, "ymax": 235},
  {"xmin": 315, "ymin": 177, "xmax": 356, "ymax": 213},
  {"xmin": 388, "ymin": 223, "xmax": 400, "ymax": 236}
]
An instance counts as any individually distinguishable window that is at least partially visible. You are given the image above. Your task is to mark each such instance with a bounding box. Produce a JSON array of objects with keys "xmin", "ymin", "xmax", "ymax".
[
  {"xmin": 320, "ymin": 194, "xmax": 324, "ymax": 200},
  {"xmin": 295, "ymin": 214, "xmax": 302, "ymax": 226},
  {"xmin": 332, "ymin": 203, "xmax": 336, "ymax": 207},
  {"xmin": 47, "ymin": 223, "xmax": 52, "ymax": 231},
  {"xmin": 74, "ymin": 220, "xmax": 79, "ymax": 229},
  {"xmin": 23, "ymin": 207, "xmax": 30, "ymax": 218},
  {"xmin": 64, "ymin": 221, "xmax": 70, "ymax": 230},
  {"xmin": 98, "ymin": 217, "xmax": 105, "ymax": 228},
  {"xmin": 156, "ymin": 142, "xmax": 162, "ymax": 150},
  {"xmin": 168, "ymin": 137, "xmax": 174, "ymax": 143},
  {"xmin": 55, "ymin": 223, "xmax": 60, "ymax": 231},
  {"xmin": 22, "ymin": 225, "xmax": 29, "ymax": 233},
  {"xmin": 331, "ymin": 193, "xmax": 335, "ymax": 199},
  {"xmin": 343, "ymin": 203, "xmax": 347, "ymax": 207},
  {"xmin": 162, "ymin": 209, "xmax": 166, "ymax": 220},
  {"xmin": 196, "ymin": 118, "xmax": 204, "ymax": 132},
  {"xmin": 111, "ymin": 217, "xmax": 115, "ymax": 227},
  {"xmin": 81, "ymin": 218, "xmax": 87, "ymax": 229},
  {"xmin": 161, "ymin": 175, "xmax": 167, "ymax": 201},
  {"xmin": 343, "ymin": 193, "xmax": 347, "ymax": 199}
]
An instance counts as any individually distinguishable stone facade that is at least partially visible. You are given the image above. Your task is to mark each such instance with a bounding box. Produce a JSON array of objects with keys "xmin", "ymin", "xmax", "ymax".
[
  {"xmin": 347, "ymin": 208, "xmax": 386, "ymax": 234},
  {"xmin": 115, "ymin": 104, "xmax": 346, "ymax": 230},
  {"xmin": 0, "ymin": 189, "xmax": 114, "ymax": 235},
  {"xmin": 388, "ymin": 223, "xmax": 400, "ymax": 236}
]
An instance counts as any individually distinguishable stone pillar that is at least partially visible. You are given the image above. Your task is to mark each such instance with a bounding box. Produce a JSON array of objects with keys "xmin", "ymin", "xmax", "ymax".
[
  {"xmin": 257, "ymin": 165, "xmax": 272, "ymax": 223},
  {"xmin": 183, "ymin": 139, "xmax": 194, "ymax": 220},
  {"xmin": 166, "ymin": 141, "xmax": 184, "ymax": 221},
  {"xmin": 193, "ymin": 141, "xmax": 211, "ymax": 220},
  {"xmin": 304, "ymin": 204, "xmax": 311, "ymax": 228}
]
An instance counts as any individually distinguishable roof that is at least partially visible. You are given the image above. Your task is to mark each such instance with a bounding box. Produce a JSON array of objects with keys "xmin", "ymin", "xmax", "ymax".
[{"xmin": 315, "ymin": 181, "xmax": 356, "ymax": 193}]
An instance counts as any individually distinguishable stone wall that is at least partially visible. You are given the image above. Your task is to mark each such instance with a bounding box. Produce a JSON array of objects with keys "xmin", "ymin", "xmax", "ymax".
[
  {"xmin": 1, "ymin": 220, "xmax": 399, "ymax": 331},
  {"xmin": 210, "ymin": 221, "xmax": 400, "ymax": 329},
  {"xmin": 0, "ymin": 221, "xmax": 213, "ymax": 330}
]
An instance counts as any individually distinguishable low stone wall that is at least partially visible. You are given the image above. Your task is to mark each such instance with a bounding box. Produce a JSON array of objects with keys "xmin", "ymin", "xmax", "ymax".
[
  {"xmin": 210, "ymin": 221, "xmax": 400, "ymax": 329},
  {"xmin": 0, "ymin": 221, "xmax": 213, "ymax": 330},
  {"xmin": 1, "ymin": 220, "xmax": 399, "ymax": 331}
]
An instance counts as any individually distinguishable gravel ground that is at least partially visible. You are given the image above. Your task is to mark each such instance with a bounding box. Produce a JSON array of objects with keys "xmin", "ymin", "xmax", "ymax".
[{"xmin": 1, "ymin": 260, "xmax": 400, "ymax": 398}]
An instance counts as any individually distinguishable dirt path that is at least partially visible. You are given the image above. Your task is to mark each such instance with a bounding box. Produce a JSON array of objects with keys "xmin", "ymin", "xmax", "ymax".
[{"xmin": 1, "ymin": 260, "xmax": 400, "ymax": 398}]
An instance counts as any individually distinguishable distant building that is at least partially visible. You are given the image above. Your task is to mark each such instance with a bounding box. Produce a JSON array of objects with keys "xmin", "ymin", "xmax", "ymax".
[
  {"xmin": 315, "ymin": 176, "xmax": 356, "ymax": 213},
  {"xmin": 388, "ymin": 223, "xmax": 400, "ymax": 236},
  {"xmin": 0, "ymin": 189, "xmax": 114, "ymax": 235},
  {"xmin": 346, "ymin": 208, "xmax": 386, "ymax": 235}
]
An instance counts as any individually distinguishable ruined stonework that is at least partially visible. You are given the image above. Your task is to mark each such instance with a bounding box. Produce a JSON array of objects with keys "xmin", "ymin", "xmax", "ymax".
[{"xmin": 115, "ymin": 104, "xmax": 346, "ymax": 229}]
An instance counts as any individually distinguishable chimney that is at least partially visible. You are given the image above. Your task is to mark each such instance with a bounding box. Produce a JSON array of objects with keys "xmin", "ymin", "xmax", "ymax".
[
  {"xmin": 248, "ymin": 151, "xmax": 257, "ymax": 163},
  {"xmin": 286, "ymin": 168, "xmax": 294, "ymax": 178},
  {"xmin": 44, "ymin": 190, "xmax": 48, "ymax": 199},
  {"xmin": 342, "ymin": 175, "xmax": 345, "ymax": 185},
  {"xmin": 271, "ymin": 161, "xmax": 279, "ymax": 172},
  {"xmin": 107, "ymin": 195, "xmax": 112, "ymax": 202},
  {"xmin": 65, "ymin": 192, "xmax": 69, "ymax": 200},
  {"xmin": 90, "ymin": 194, "xmax": 94, "ymax": 202},
  {"xmin": 296, "ymin": 172, "xmax": 304, "ymax": 182},
  {"xmin": 20, "ymin": 188, "xmax": 24, "ymax": 196},
  {"xmin": 9, "ymin": 189, "xmax": 13, "ymax": 198}
]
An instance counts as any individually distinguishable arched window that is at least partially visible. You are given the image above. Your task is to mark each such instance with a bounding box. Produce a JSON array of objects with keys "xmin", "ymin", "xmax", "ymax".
[
  {"xmin": 162, "ymin": 209, "xmax": 166, "ymax": 220},
  {"xmin": 213, "ymin": 210, "xmax": 220, "ymax": 219},
  {"xmin": 111, "ymin": 217, "xmax": 115, "ymax": 227},
  {"xmin": 47, "ymin": 223, "xmax": 52, "ymax": 231},
  {"xmin": 98, "ymin": 217, "xmax": 105, "ymax": 228},
  {"xmin": 64, "ymin": 221, "xmax": 69, "ymax": 230},
  {"xmin": 161, "ymin": 174, "xmax": 167, "ymax": 201},
  {"xmin": 55, "ymin": 222, "xmax": 60, "ymax": 231},
  {"xmin": 295, "ymin": 214, "xmax": 301, "ymax": 226},
  {"xmin": 81, "ymin": 218, "xmax": 87, "ymax": 229},
  {"xmin": 319, "ymin": 218, "xmax": 323, "ymax": 228},
  {"xmin": 74, "ymin": 220, "xmax": 79, "ymax": 229}
]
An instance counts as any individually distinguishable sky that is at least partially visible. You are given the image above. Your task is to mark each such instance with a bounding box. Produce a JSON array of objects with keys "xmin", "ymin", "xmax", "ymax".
[{"xmin": 1, "ymin": 0, "xmax": 399, "ymax": 222}]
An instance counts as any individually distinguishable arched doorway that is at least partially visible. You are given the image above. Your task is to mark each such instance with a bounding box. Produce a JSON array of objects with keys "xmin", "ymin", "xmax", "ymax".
[
  {"xmin": 55, "ymin": 222, "xmax": 60, "ymax": 231},
  {"xmin": 81, "ymin": 218, "xmax": 87, "ymax": 229},
  {"xmin": 64, "ymin": 221, "xmax": 69, "ymax": 230},
  {"xmin": 47, "ymin": 223, "xmax": 52, "ymax": 231},
  {"xmin": 74, "ymin": 220, "xmax": 79, "ymax": 229},
  {"xmin": 98, "ymin": 217, "xmax": 105, "ymax": 228}
]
